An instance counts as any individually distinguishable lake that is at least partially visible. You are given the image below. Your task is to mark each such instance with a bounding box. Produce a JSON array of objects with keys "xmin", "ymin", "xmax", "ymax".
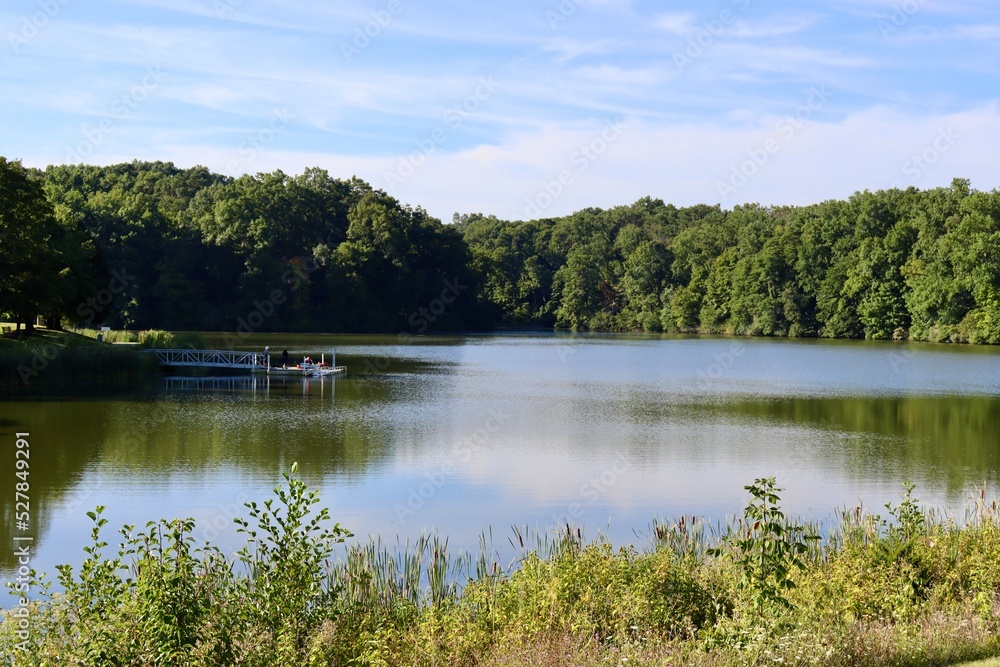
[{"xmin": 3, "ymin": 333, "xmax": 1000, "ymax": 589}]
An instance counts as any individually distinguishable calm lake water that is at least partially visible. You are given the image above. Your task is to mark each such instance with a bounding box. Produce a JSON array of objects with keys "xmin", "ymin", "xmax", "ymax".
[{"xmin": 3, "ymin": 333, "xmax": 1000, "ymax": 590}]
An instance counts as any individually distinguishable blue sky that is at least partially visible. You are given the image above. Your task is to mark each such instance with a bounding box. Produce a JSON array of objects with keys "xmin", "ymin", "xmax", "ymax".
[{"xmin": 2, "ymin": 0, "xmax": 999, "ymax": 222}]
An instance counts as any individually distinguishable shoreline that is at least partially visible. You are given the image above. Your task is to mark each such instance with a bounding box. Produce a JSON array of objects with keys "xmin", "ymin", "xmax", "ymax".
[{"xmin": 3, "ymin": 475, "xmax": 998, "ymax": 666}]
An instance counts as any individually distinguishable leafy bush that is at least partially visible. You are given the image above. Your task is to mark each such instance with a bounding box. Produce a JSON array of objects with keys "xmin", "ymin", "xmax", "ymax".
[
  {"xmin": 137, "ymin": 330, "xmax": 175, "ymax": 349},
  {"xmin": 708, "ymin": 477, "xmax": 818, "ymax": 616},
  {"xmin": 73, "ymin": 328, "xmax": 205, "ymax": 349},
  {"xmin": 3, "ymin": 478, "xmax": 1000, "ymax": 666},
  {"xmin": 4, "ymin": 464, "xmax": 350, "ymax": 666},
  {"xmin": 138, "ymin": 330, "xmax": 208, "ymax": 349},
  {"xmin": 73, "ymin": 328, "xmax": 141, "ymax": 343}
]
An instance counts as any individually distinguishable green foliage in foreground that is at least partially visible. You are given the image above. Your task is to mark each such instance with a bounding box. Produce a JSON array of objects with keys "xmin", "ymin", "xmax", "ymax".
[
  {"xmin": 708, "ymin": 477, "xmax": 819, "ymax": 618},
  {"xmin": 4, "ymin": 475, "xmax": 1000, "ymax": 666}
]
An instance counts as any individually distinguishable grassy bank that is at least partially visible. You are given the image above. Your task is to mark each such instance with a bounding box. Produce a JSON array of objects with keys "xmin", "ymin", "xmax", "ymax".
[
  {"xmin": 3, "ymin": 473, "xmax": 999, "ymax": 666},
  {"xmin": 71, "ymin": 327, "xmax": 207, "ymax": 349},
  {"xmin": 0, "ymin": 328, "xmax": 164, "ymax": 390}
]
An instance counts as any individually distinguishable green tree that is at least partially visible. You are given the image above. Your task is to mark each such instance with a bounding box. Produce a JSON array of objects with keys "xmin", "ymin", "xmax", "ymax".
[
  {"xmin": 949, "ymin": 190, "xmax": 1000, "ymax": 342},
  {"xmin": 552, "ymin": 239, "xmax": 616, "ymax": 330},
  {"xmin": 0, "ymin": 158, "xmax": 64, "ymax": 332},
  {"xmin": 620, "ymin": 240, "xmax": 668, "ymax": 331}
]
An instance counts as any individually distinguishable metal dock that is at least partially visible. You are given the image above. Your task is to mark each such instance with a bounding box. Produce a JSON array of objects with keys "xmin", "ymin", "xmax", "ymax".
[
  {"xmin": 146, "ymin": 349, "xmax": 267, "ymax": 371},
  {"xmin": 145, "ymin": 348, "xmax": 346, "ymax": 377}
]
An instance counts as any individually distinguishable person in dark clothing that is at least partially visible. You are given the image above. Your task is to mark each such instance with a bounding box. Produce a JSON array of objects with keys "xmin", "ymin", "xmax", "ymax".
[{"xmin": 281, "ymin": 349, "xmax": 289, "ymax": 369}]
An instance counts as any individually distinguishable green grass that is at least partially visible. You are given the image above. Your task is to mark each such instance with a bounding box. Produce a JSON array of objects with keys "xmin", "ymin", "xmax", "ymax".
[
  {"xmin": 0, "ymin": 327, "xmax": 161, "ymax": 390},
  {"xmin": 3, "ymin": 475, "xmax": 999, "ymax": 666},
  {"xmin": 72, "ymin": 327, "xmax": 207, "ymax": 349},
  {"xmin": 0, "ymin": 326, "xmax": 209, "ymax": 389}
]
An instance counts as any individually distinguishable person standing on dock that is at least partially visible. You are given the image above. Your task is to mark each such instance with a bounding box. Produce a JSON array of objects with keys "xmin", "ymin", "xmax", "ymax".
[{"xmin": 281, "ymin": 349, "xmax": 289, "ymax": 369}]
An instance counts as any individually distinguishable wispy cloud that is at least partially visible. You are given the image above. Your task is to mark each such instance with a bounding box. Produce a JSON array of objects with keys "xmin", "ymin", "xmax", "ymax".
[
  {"xmin": 2, "ymin": 0, "xmax": 999, "ymax": 221},
  {"xmin": 952, "ymin": 23, "xmax": 1000, "ymax": 39},
  {"xmin": 538, "ymin": 37, "xmax": 617, "ymax": 64},
  {"xmin": 728, "ymin": 17, "xmax": 816, "ymax": 38},
  {"xmin": 653, "ymin": 12, "xmax": 695, "ymax": 34}
]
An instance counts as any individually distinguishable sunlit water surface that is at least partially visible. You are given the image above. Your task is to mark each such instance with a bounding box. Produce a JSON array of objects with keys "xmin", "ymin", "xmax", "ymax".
[{"xmin": 3, "ymin": 333, "xmax": 999, "ymax": 593}]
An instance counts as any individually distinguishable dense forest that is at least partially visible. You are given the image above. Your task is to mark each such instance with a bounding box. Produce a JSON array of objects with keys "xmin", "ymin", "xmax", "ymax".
[{"xmin": 2, "ymin": 157, "xmax": 999, "ymax": 343}]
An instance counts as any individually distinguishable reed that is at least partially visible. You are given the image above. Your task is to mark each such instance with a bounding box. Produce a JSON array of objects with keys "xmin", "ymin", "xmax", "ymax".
[
  {"xmin": 4, "ymin": 475, "xmax": 1000, "ymax": 667},
  {"xmin": 646, "ymin": 514, "xmax": 715, "ymax": 562},
  {"xmin": 72, "ymin": 328, "xmax": 207, "ymax": 349}
]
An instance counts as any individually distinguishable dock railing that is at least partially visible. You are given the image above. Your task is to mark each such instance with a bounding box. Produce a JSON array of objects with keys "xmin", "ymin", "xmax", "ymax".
[{"xmin": 145, "ymin": 349, "xmax": 267, "ymax": 370}]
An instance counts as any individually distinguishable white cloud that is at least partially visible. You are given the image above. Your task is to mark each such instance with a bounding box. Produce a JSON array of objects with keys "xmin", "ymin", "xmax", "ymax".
[
  {"xmin": 5, "ymin": 0, "xmax": 1000, "ymax": 224},
  {"xmin": 728, "ymin": 17, "xmax": 816, "ymax": 38},
  {"xmin": 573, "ymin": 65, "xmax": 665, "ymax": 86},
  {"xmin": 54, "ymin": 103, "xmax": 989, "ymax": 223},
  {"xmin": 941, "ymin": 24, "xmax": 1000, "ymax": 40},
  {"xmin": 653, "ymin": 12, "xmax": 695, "ymax": 34}
]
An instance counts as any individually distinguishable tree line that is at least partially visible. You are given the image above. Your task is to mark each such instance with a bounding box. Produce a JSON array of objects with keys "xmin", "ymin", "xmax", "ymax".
[
  {"xmin": 1, "ymin": 156, "xmax": 998, "ymax": 343},
  {"xmin": 0, "ymin": 158, "xmax": 482, "ymax": 335},
  {"xmin": 457, "ymin": 177, "xmax": 1000, "ymax": 343}
]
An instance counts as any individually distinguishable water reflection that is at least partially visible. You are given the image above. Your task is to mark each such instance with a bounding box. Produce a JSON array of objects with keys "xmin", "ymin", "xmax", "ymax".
[
  {"xmin": 707, "ymin": 395, "xmax": 1000, "ymax": 495},
  {"xmin": 1, "ymin": 334, "xmax": 999, "ymax": 584},
  {"xmin": 0, "ymin": 401, "xmax": 105, "ymax": 571}
]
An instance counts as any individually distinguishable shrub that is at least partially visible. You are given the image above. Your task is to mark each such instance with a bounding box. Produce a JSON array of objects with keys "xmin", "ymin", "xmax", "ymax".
[
  {"xmin": 137, "ymin": 330, "xmax": 175, "ymax": 348},
  {"xmin": 708, "ymin": 477, "xmax": 818, "ymax": 618},
  {"xmin": 3, "ymin": 464, "xmax": 350, "ymax": 666},
  {"xmin": 4, "ymin": 478, "xmax": 1000, "ymax": 666}
]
